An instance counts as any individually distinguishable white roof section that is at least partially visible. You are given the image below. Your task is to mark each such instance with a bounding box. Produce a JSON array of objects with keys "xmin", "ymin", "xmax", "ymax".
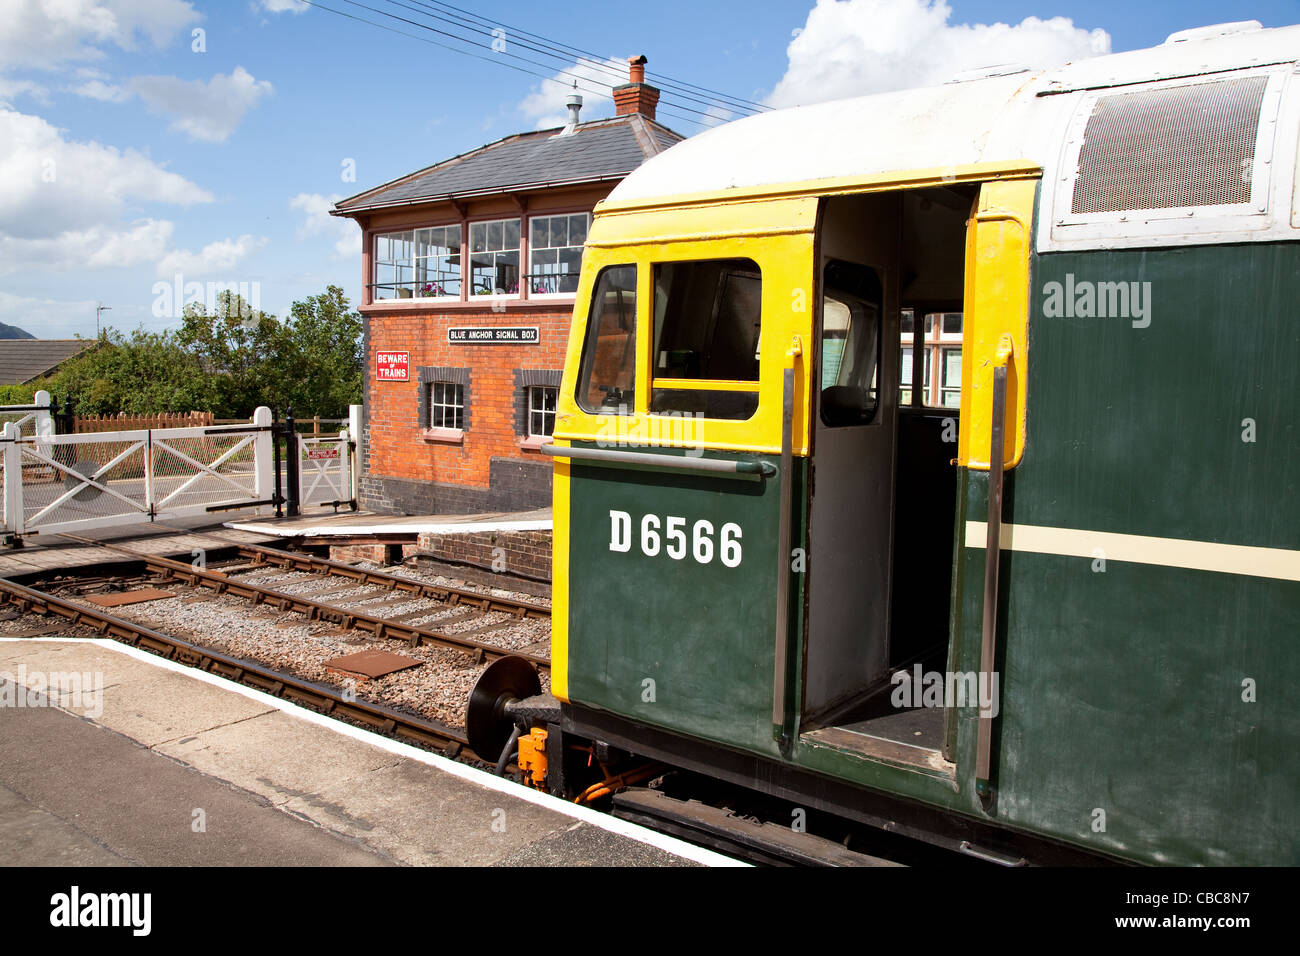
[{"xmin": 605, "ymin": 23, "xmax": 1300, "ymax": 254}]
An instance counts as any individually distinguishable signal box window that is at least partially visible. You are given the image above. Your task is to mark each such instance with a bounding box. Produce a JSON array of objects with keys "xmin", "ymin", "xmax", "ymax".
[
  {"xmin": 650, "ymin": 258, "xmax": 761, "ymax": 421},
  {"xmin": 530, "ymin": 214, "xmax": 588, "ymax": 295},
  {"xmin": 820, "ymin": 260, "xmax": 882, "ymax": 427},
  {"xmin": 576, "ymin": 265, "xmax": 637, "ymax": 414},
  {"xmin": 470, "ymin": 218, "xmax": 520, "ymax": 295}
]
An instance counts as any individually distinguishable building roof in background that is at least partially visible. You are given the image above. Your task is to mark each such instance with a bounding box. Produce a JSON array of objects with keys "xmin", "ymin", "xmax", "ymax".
[
  {"xmin": 0, "ymin": 339, "xmax": 96, "ymax": 385},
  {"xmin": 333, "ymin": 113, "xmax": 683, "ymax": 216}
]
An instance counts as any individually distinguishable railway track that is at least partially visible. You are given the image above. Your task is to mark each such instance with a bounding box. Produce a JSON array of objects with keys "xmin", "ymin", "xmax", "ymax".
[
  {"xmin": 51, "ymin": 533, "xmax": 550, "ymax": 672},
  {"xmin": 0, "ymin": 575, "xmax": 480, "ymax": 760}
]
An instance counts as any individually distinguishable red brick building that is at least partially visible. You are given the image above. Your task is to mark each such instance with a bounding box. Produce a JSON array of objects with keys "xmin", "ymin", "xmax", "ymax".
[{"xmin": 333, "ymin": 59, "xmax": 681, "ymax": 515}]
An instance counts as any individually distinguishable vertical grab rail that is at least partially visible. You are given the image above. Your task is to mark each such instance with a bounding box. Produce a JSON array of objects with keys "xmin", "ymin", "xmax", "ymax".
[
  {"xmin": 976, "ymin": 334, "xmax": 1014, "ymax": 799},
  {"xmin": 772, "ymin": 336, "xmax": 801, "ymax": 755}
]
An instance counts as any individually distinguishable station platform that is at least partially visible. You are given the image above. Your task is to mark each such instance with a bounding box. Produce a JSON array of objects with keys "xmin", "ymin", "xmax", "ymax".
[
  {"xmin": 225, "ymin": 508, "xmax": 552, "ymax": 538},
  {"xmin": 0, "ymin": 637, "xmax": 736, "ymax": 867},
  {"xmin": 0, "ymin": 517, "xmax": 280, "ymax": 580}
]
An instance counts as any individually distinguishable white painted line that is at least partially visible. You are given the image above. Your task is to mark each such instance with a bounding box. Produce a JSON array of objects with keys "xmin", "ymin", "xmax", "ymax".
[
  {"xmin": 225, "ymin": 519, "xmax": 553, "ymax": 537},
  {"xmin": 965, "ymin": 520, "xmax": 1300, "ymax": 582},
  {"xmin": 0, "ymin": 637, "xmax": 746, "ymax": 867}
]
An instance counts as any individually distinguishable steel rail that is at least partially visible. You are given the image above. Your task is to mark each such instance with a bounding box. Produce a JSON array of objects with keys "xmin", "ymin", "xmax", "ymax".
[
  {"xmin": 0, "ymin": 576, "xmax": 477, "ymax": 758},
  {"xmin": 233, "ymin": 542, "xmax": 551, "ymax": 620},
  {"xmin": 54, "ymin": 534, "xmax": 550, "ymax": 672}
]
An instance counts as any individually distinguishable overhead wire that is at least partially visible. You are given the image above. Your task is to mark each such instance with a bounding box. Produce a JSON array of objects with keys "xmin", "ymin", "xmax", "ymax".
[
  {"xmin": 384, "ymin": 0, "xmax": 769, "ymax": 116},
  {"xmin": 295, "ymin": 0, "xmax": 755, "ymax": 128}
]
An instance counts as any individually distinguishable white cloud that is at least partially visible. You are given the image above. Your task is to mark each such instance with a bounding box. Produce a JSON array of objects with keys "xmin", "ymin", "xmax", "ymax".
[
  {"xmin": 258, "ymin": 0, "xmax": 308, "ymax": 12},
  {"xmin": 0, "ymin": 290, "xmax": 98, "ymax": 335},
  {"xmin": 289, "ymin": 192, "xmax": 357, "ymax": 259},
  {"xmin": 0, "ymin": 0, "xmax": 200, "ymax": 72},
  {"xmin": 128, "ymin": 66, "xmax": 272, "ymax": 142},
  {"xmin": 0, "ymin": 106, "xmax": 211, "ymax": 239},
  {"xmin": 767, "ymin": 0, "xmax": 1110, "ymax": 107},
  {"xmin": 0, "ymin": 219, "xmax": 173, "ymax": 274},
  {"xmin": 69, "ymin": 78, "xmax": 131, "ymax": 102},
  {"xmin": 0, "ymin": 75, "xmax": 47, "ymax": 103},
  {"xmin": 155, "ymin": 234, "xmax": 268, "ymax": 275},
  {"xmin": 516, "ymin": 57, "xmax": 626, "ymax": 129},
  {"xmin": 0, "ymin": 105, "xmax": 214, "ymax": 275}
]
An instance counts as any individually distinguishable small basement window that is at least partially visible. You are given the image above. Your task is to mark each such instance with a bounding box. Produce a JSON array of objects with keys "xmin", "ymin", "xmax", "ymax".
[
  {"xmin": 528, "ymin": 385, "xmax": 558, "ymax": 437},
  {"xmin": 429, "ymin": 382, "xmax": 465, "ymax": 430}
]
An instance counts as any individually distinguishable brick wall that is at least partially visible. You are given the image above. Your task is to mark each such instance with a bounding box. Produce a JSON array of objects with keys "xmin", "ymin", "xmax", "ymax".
[
  {"xmin": 362, "ymin": 304, "xmax": 571, "ymax": 515},
  {"xmin": 416, "ymin": 529, "xmax": 552, "ymax": 580}
]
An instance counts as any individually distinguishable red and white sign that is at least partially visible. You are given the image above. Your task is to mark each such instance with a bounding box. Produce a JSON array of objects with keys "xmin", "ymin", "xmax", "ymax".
[
  {"xmin": 376, "ymin": 350, "xmax": 409, "ymax": 381},
  {"xmin": 307, "ymin": 448, "xmax": 340, "ymax": 461}
]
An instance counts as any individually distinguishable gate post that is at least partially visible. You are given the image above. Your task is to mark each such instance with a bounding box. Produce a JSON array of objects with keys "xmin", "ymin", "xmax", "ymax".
[
  {"xmin": 33, "ymin": 390, "xmax": 53, "ymax": 462},
  {"xmin": 348, "ymin": 403, "xmax": 361, "ymax": 510},
  {"xmin": 284, "ymin": 407, "xmax": 300, "ymax": 517},
  {"xmin": 252, "ymin": 406, "xmax": 273, "ymax": 512},
  {"xmin": 3, "ymin": 421, "xmax": 24, "ymax": 535}
]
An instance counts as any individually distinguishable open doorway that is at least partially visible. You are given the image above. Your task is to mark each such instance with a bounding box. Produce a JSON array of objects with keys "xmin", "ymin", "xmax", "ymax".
[{"xmin": 801, "ymin": 184, "xmax": 976, "ymax": 769}]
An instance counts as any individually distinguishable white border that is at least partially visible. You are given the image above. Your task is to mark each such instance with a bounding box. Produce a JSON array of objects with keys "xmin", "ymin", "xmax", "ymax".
[
  {"xmin": 0, "ymin": 636, "xmax": 746, "ymax": 867},
  {"xmin": 224, "ymin": 518, "xmax": 553, "ymax": 537}
]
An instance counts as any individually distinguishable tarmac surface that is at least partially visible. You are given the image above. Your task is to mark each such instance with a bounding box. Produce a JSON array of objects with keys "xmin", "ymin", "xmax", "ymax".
[{"xmin": 0, "ymin": 638, "xmax": 734, "ymax": 867}]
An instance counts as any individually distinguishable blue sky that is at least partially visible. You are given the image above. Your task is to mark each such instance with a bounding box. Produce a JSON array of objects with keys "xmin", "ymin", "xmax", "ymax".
[{"xmin": 0, "ymin": 0, "xmax": 1297, "ymax": 338}]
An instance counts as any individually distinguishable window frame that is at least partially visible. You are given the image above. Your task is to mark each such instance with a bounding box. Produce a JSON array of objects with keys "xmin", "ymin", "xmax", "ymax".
[
  {"xmin": 468, "ymin": 216, "xmax": 522, "ymax": 299},
  {"xmin": 528, "ymin": 213, "xmax": 589, "ymax": 298},
  {"xmin": 527, "ymin": 385, "xmax": 558, "ymax": 438},
  {"xmin": 373, "ymin": 226, "xmax": 464, "ymax": 301},
  {"xmin": 648, "ymin": 256, "xmax": 764, "ymax": 422},
  {"xmin": 417, "ymin": 366, "xmax": 470, "ymax": 444},
  {"xmin": 575, "ymin": 263, "xmax": 639, "ymax": 416}
]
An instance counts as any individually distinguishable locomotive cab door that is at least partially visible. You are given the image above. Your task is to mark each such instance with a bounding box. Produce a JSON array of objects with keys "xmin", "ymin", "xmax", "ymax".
[{"xmin": 800, "ymin": 180, "xmax": 1011, "ymax": 769}]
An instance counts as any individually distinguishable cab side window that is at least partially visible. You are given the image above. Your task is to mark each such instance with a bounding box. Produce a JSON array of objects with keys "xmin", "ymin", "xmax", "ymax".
[
  {"xmin": 651, "ymin": 257, "xmax": 761, "ymax": 420},
  {"xmin": 576, "ymin": 265, "xmax": 637, "ymax": 414},
  {"xmin": 820, "ymin": 259, "xmax": 882, "ymax": 427}
]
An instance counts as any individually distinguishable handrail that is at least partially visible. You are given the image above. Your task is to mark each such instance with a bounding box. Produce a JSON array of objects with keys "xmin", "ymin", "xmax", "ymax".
[
  {"xmin": 540, "ymin": 443, "xmax": 776, "ymax": 477},
  {"xmin": 976, "ymin": 333, "xmax": 1014, "ymax": 800}
]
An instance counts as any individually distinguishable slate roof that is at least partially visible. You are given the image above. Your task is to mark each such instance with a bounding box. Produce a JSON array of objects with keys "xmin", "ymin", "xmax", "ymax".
[
  {"xmin": 333, "ymin": 114, "xmax": 683, "ymax": 215},
  {"xmin": 0, "ymin": 339, "xmax": 96, "ymax": 385}
]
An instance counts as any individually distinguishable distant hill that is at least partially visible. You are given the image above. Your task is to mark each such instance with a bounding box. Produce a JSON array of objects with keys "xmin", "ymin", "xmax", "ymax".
[{"xmin": 0, "ymin": 323, "xmax": 35, "ymax": 340}]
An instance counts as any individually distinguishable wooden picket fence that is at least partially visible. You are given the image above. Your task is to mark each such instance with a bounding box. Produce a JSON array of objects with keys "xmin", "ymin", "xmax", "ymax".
[{"xmin": 75, "ymin": 411, "xmax": 214, "ymax": 433}]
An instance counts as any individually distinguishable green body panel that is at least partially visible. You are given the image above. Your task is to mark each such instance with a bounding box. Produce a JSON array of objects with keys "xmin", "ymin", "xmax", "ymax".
[
  {"xmin": 565, "ymin": 443, "xmax": 792, "ymax": 756},
  {"xmin": 1023, "ymin": 244, "xmax": 1299, "ymax": 545},
  {"xmin": 952, "ymin": 241, "xmax": 1300, "ymax": 865}
]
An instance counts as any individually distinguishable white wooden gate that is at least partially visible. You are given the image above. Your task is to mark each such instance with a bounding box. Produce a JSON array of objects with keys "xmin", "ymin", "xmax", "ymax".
[
  {"xmin": 2, "ymin": 407, "xmax": 275, "ymax": 538},
  {"xmin": 297, "ymin": 430, "xmax": 353, "ymax": 508}
]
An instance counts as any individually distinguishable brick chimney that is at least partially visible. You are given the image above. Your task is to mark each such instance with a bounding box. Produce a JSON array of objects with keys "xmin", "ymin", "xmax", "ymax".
[{"xmin": 612, "ymin": 55, "xmax": 660, "ymax": 121}]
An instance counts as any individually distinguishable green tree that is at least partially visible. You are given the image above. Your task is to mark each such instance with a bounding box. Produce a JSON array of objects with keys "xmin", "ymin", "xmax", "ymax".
[
  {"xmin": 13, "ymin": 286, "xmax": 363, "ymax": 420},
  {"xmin": 280, "ymin": 286, "xmax": 363, "ymax": 418}
]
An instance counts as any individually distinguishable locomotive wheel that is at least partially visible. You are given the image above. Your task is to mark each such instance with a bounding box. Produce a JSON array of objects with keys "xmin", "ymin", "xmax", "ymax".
[{"xmin": 466, "ymin": 655, "xmax": 541, "ymax": 763}]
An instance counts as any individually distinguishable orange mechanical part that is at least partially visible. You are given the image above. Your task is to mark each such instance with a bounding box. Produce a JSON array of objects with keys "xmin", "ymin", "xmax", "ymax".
[{"xmin": 516, "ymin": 728, "xmax": 549, "ymax": 790}]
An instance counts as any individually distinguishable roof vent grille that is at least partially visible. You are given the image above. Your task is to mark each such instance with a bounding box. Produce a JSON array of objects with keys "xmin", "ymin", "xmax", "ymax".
[{"xmin": 1071, "ymin": 76, "xmax": 1267, "ymax": 214}]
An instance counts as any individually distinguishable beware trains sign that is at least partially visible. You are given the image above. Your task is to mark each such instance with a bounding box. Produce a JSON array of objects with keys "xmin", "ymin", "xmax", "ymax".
[{"xmin": 375, "ymin": 351, "xmax": 409, "ymax": 381}]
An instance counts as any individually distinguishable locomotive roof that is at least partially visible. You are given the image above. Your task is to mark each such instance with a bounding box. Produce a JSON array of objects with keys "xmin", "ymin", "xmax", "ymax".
[{"xmin": 605, "ymin": 22, "xmax": 1300, "ymax": 207}]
